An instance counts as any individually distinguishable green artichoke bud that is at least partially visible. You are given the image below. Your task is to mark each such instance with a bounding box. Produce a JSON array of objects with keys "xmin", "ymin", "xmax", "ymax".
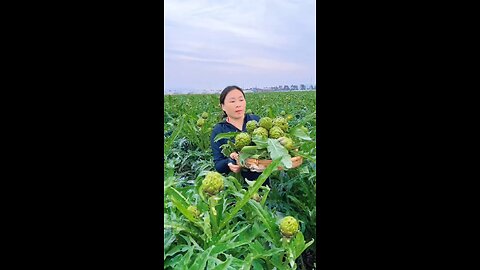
[
  {"xmin": 279, "ymin": 216, "xmax": 299, "ymax": 238},
  {"xmin": 246, "ymin": 109, "xmax": 252, "ymax": 114},
  {"xmin": 286, "ymin": 114, "xmax": 294, "ymax": 121},
  {"xmin": 278, "ymin": 137, "xmax": 294, "ymax": 150},
  {"xmin": 252, "ymin": 127, "xmax": 268, "ymax": 139},
  {"xmin": 201, "ymin": 112, "xmax": 209, "ymax": 119},
  {"xmin": 269, "ymin": 126, "xmax": 284, "ymax": 139},
  {"xmin": 246, "ymin": 120, "xmax": 258, "ymax": 134},
  {"xmin": 234, "ymin": 132, "xmax": 251, "ymax": 151},
  {"xmin": 280, "ymin": 110, "xmax": 286, "ymax": 116},
  {"xmin": 196, "ymin": 118, "xmax": 205, "ymax": 127},
  {"xmin": 258, "ymin": 117, "xmax": 273, "ymax": 130},
  {"xmin": 202, "ymin": 171, "xmax": 225, "ymax": 195},
  {"xmin": 273, "ymin": 117, "xmax": 289, "ymax": 132},
  {"xmin": 251, "ymin": 193, "xmax": 261, "ymax": 202},
  {"xmin": 187, "ymin": 205, "xmax": 200, "ymax": 218}
]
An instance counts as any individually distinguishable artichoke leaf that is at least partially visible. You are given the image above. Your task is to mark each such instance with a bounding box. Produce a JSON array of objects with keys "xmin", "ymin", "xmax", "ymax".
[
  {"xmin": 220, "ymin": 141, "xmax": 235, "ymax": 157},
  {"xmin": 214, "ymin": 132, "xmax": 239, "ymax": 142},
  {"xmin": 251, "ymin": 135, "xmax": 268, "ymax": 148},
  {"xmin": 291, "ymin": 231, "xmax": 314, "ymax": 260},
  {"xmin": 289, "ymin": 126, "xmax": 312, "ymax": 141},
  {"xmin": 238, "ymin": 146, "xmax": 261, "ymax": 166},
  {"xmin": 267, "ymin": 139, "xmax": 292, "ymax": 169}
]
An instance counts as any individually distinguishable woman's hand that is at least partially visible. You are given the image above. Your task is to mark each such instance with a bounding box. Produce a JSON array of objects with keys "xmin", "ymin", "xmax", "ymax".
[
  {"xmin": 227, "ymin": 163, "xmax": 241, "ymax": 173},
  {"xmin": 228, "ymin": 152, "xmax": 241, "ymax": 173},
  {"xmin": 230, "ymin": 152, "xmax": 239, "ymax": 160}
]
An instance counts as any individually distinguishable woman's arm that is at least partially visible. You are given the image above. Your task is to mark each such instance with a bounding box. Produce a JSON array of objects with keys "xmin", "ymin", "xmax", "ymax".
[{"xmin": 210, "ymin": 126, "xmax": 231, "ymax": 173}]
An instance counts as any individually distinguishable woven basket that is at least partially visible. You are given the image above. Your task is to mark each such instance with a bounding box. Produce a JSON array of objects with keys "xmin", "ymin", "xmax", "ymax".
[{"xmin": 238, "ymin": 156, "xmax": 303, "ymax": 172}]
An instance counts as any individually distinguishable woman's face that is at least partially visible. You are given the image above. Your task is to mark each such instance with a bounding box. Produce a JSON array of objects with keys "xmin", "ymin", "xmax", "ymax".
[{"xmin": 221, "ymin": 89, "xmax": 246, "ymax": 120}]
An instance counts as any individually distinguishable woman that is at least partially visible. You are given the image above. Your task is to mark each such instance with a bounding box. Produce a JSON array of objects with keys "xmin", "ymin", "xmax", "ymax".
[{"xmin": 210, "ymin": 85, "xmax": 266, "ymax": 183}]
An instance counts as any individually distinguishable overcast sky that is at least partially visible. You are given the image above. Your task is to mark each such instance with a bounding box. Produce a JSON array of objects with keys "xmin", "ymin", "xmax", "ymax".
[{"xmin": 164, "ymin": 0, "xmax": 316, "ymax": 92}]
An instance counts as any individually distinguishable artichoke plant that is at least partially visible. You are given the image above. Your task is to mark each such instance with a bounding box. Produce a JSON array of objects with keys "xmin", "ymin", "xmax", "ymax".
[
  {"xmin": 187, "ymin": 205, "xmax": 201, "ymax": 218},
  {"xmin": 252, "ymin": 127, "xmax": 268, "ymax": 139},
  {"xmin": 269, "ymin": 126, "xmax": 284, "ymax": 139},
  {"xmin": 196, "ymin": 118, "xmax": 205, "ymax": 127},
  {"xmin": 234, "ymin": 132, "xmax": 251, "ymax": 151},
  {"xmin": 273, "ymin": 117, "xmax": 288, "ymax": 132},
  {"xmin": 201, "ymin": 171, "xmax": 225, "ymax": 196},
  {"xmin": 278, "ymin": 137, "xmax": 294, "ymax": 150},
  {"xmin": 259, "ymin": 117, "xmax": 273, "ymax": 130},
  {"xmin": 280, "ymin": 216, "xmax": 299, "ymax": 238},
  {"xmin": 246, "ymin": 120, "xmax": 258, "ymax": 134}
]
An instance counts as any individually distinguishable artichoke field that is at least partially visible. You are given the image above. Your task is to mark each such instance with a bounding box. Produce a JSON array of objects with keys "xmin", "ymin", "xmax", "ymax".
[{"xmin": 164, "ymin": 91, "xmax": 317, "ymax": 269}]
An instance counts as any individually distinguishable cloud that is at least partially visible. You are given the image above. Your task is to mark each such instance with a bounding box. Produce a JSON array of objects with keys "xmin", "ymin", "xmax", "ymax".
[
  {"xmin": 167, "ymin": 52, "xmax": 305, "ymax": 73},
  {"xmin": 164, "ymin": 0, "xmax": 315, "ymax": 91},
  {"xmin": 165, "ymin": 0, "xmax": 289, "ymax": 48}
]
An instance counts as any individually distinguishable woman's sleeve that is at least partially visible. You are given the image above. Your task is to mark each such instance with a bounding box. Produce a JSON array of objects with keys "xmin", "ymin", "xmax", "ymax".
[{"xmin": 210, "ymin": 126, "xmax": 230, "ymax": 174}]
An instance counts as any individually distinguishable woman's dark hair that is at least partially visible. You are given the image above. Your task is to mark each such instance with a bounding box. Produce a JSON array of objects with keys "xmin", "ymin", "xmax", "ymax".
[{"xmin": 219, "ymin": 85, "xmax": 245, "ymax": 118}]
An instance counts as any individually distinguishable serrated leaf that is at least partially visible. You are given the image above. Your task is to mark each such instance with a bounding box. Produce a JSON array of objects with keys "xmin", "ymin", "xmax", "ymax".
[
  {"xmin": 182, "ymin": 247, "xmax": 195, "ymax": 268},
  {"xmin": 292, "ymin": 231, "xmax": 305, "ymax": 259},
  {"xmin": 251, "ymin": 136, "xmax": 268, "ymax": 148},
  {"xmin": 267, "ymin": 139, "xmax": 292, "ymax": 168},
  {"xmin": 164, "ymin": 244, "xmax": 189, "ymax": 259},
  {"xmin": 211, "ymin": 254, "xmax": 234, "ymax": 270},
  {"xmin": 226, "ymin": 175, "xmax": 242, "ymax": 191},
  {"xmin": 220, "ymin": 141, "xmax": 235, "ymax": 157},
  {"xmin": 202, "ymin": 211, "xmax": 212, "ymax": 240},
  {"xmin": 167, "ymin": 186, "xmax": 190, "ymax": 206},
  {"xmin": 289, "ymin": 126, "xmax": 312, "ymax": 141},
  {"xmin": 249, "ymin": 240, "xmax": 264, "ymax": 256},
  {"xmin": 251, "ymin": 259, "xmax": 264, "ymax": 270},
  {"xmin": 239, "ymin": 146, "xmax": 260, "ymax": 165},
  {"xmin": 240, "ymin": 253, "xmax": 255, "ymax": 270},
  {"xmin": 214, "ymin": 132, "xmax": 239, "ymax": 142},
  {"xmin": 287, "ymin": 195, "xmax": 307, "ymax": 212},
  {"xmin": 246, "ymin": 200, "xmax": 278, "ymax": 245},
  {"xmin": 190, "ymin": 245, "xmax": 214, "ymax": 270},
  {"xmin": 211, "ymin": 237, "xmax": 253, "ymax": 255},
  {"xmin": 290, "ymin": 231, "xmax": 314, "ymax": 260},
  {"xmin": 270, "ymin": 254, "xmax": 288, "ymax": 270},
  {"xmin": 164, "ymin": 230, "xmax": 175, "ymax": 249},
  {"xmin": 215, "ymin": 224, "xmax": 250, "ymax": 246},
  {"xmin": 249, "ymin": 240, "xmax": 284, "ymax": 258},
  {"xmin": 168, "ymin": 191, "xmax": 196, "ymax": 223},
  {"xmin": 165, "ymin": 253, "xmax": 184, "ymax": 268}
]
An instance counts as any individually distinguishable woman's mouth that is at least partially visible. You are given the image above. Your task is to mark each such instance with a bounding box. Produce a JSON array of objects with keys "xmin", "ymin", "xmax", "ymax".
[{"xmin": 235, "ymin": 110, "xmax": 243, "ymax": 113}]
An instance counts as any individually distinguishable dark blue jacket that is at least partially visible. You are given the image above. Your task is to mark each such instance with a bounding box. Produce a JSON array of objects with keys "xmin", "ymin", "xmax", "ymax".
[{"xmin": 210, "ymin": 114, "xmax": 262, "ymax": 181}]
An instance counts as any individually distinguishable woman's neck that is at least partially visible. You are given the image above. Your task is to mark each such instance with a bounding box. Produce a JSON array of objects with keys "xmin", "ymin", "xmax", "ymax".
[{"xmin": 227, "ymin": 116, "xmax": 244, "ymax": 130}]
